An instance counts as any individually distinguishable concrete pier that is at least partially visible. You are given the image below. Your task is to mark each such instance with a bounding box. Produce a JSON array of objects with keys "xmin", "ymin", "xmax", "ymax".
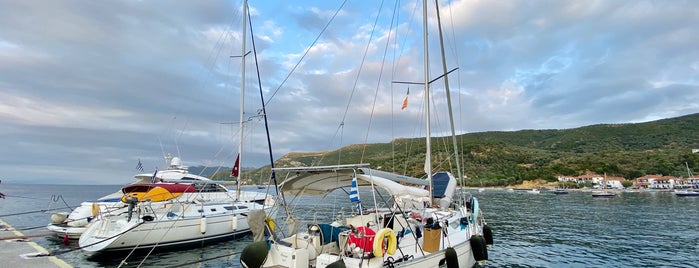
[{"xmin": 0, "ymin": 218, "xmax": 72, "ymax": 268}]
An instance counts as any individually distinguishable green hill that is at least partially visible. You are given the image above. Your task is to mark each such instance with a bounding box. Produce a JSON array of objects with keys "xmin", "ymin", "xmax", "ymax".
[{"xmin": 227, "ymin": 113, "xmax": 699, "ymax": 187}]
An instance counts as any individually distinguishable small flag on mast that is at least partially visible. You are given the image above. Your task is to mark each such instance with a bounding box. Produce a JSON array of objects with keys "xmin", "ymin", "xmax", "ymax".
[
  {"xmin": 349, "ymin": 170, "xmax": 362, "ymax": 214},
  {"xmin": 136, "ymin": 159, "xmax": 144, "ymax": 172},
  {"xmin": 401, "ymin": 87, "xmax": 410, "ymax": 110},
  {"xmin": 231, "ymin": 154, "xmax": 240, "ymax": 178}
]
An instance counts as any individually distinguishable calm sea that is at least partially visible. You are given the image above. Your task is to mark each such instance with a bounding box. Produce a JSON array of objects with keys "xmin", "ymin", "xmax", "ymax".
[{"xmin": 0, "ymin": 184, "xmax": 697, "ymax": 267}]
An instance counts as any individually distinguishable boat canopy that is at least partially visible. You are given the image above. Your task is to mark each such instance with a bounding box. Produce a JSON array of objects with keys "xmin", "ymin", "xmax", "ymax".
[{"xmin": 275, "ymin": 164, "xmax": 430, "ymax": 203}]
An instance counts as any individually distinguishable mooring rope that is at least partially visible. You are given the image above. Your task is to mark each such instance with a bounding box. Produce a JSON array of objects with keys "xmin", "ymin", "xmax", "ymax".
[
  {"xmin": 0, "ymin": 206, "xmax": 73, "ymax": 217},
  {"xmin": 2, "ymin": 194, "xmax": 46, "ymax": 200},
  {"xmin": 50, "ymin": 195, "xmax": 74, "ymax": 211}
]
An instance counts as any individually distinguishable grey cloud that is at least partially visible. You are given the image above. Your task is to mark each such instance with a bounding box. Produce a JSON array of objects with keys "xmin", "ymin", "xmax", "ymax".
[{"xmin": 1, "ymin": 0, "xmax": 698, "ymax": 184}]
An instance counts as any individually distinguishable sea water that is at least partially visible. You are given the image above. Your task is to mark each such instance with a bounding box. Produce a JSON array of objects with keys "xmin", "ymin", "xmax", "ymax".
[{"xmin": 0, "ymin": 184, "xmax": 697, "ymax": 267}]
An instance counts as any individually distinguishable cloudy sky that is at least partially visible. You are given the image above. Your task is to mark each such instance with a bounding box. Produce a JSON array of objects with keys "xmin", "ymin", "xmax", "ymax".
[{"xmin": 1, "ymin": 0, "xmax": 698, "ymax": 185}]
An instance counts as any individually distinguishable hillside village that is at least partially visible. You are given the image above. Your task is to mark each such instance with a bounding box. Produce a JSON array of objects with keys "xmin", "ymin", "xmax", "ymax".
[
  {"xmin": 556, "ymin": 173, "xmax": 699, "ymax": 190},
  {"xmin": 554, "ymin": 148, "xmax": 699, "ymax": 190}
]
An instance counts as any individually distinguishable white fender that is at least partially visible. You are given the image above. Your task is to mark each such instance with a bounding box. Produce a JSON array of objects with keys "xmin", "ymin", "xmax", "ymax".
[
  {"xmin": 50, "ymin": 213, "xmax": 68, "ymax": 224},
  {"xmin": 200, "ymin": 216, "xmax": 207, "ymax": 234}
]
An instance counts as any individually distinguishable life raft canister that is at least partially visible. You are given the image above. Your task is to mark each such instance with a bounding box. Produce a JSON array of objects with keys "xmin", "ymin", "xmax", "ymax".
[{"xmin": 348, "ymin": 226, "xmax": 376, "ymax": 253}]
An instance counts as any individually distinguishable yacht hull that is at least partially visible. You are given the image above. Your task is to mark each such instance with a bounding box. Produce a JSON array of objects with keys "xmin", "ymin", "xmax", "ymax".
[{"xmin": 79, "ymin": 213, "xmax": 251, "ymax": 252}]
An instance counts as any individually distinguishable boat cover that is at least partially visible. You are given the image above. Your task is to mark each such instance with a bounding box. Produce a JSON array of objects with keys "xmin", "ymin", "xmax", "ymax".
[{"xmin": 275, "ymin": 164, "xmax": 430, "ymax": 202}]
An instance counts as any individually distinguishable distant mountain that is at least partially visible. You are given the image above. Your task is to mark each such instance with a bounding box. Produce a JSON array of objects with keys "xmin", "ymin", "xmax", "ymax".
[
  {"xmin": 188, "ymin": 166, "xmax": 229, "ymax": 178},
  {"xmin": 235, "ymin": 113, "xmax": 699, "ymax": 187},
  {"xmin": 462, "ymin": 113, "xmax": 699, "ymax": 153}
]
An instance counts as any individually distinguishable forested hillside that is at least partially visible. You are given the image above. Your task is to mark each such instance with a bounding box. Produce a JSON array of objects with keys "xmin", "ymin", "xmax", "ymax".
[{"xmin": 218, "ymin": 113, "xmax": 699, "ymax": 187}]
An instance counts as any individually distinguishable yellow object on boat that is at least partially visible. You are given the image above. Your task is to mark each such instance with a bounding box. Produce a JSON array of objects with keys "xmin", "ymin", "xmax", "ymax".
[
  {"xmin": 120, "ymin": 187, "xmax": 182, "ymax": 202},
  {"xmin": 91, "ymin": 203, "xmax": 100, "ymax": 217},
  {"xmin": 265, "ymin": 216, "xmax": 275, "ymax": 232},
  {"xmin": 121, "ymin": 192, "xmax": 147, "ymax": 203},
  {"xmin": 140, "ymin": 187, "xmax": 182, "ymax": 202}
]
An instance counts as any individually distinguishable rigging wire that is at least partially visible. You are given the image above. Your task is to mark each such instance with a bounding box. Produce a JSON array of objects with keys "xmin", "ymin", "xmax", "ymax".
[
  {"xmin": 318, "ymin": 1, "xmax": 385, "ymax": 164},
  {"xmin": 121, "ymin": 183, "xmax": 241, "ymax": 266},
  {"xmin": 132, "ymin": 204, "xmax": 188, "ymax": 268},
  {"xmin": 446, "ymin": 0, "xmax": 468, "ymax": 185},
  {"xmin": 389, "ymin": 1, "xmax": 418, "ymax": 176},
  {"xmin": 247, "ymin": 3, "xmax": 280, "ymax": 196},
  {"xmin": 359, "ymin": 0, "xmax": 397, "ymax": 163},
  {"xmin": 342, "ymin": 0, "xmax": 386, "ymax": 142},
  {"xmin": 391, "ymin": 1, "xmax": 418, "ymax": 177},
  {"xmin": 264, "ymin": 0, "xmax": 348, "ymax": 107},
  {"xmin": 386, "ymin": 0, "xmax": 425, "ymax": 177},
  {"xmin": 160, "ymin": 249, "xmax": 246, "ymax": 268}
]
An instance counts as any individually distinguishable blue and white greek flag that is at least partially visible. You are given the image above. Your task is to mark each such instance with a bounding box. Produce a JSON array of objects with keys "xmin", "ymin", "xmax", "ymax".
[
  {"xmin": 136, "ymin": 159, "xmax": 144, "ymax": 172},
  {"xmin": 354, "ymin": 202, "xmax": 362, "ymax": 215},
  {"xmin": 349, "ymin": 171, "xmax": 362, "ymax": 214}
]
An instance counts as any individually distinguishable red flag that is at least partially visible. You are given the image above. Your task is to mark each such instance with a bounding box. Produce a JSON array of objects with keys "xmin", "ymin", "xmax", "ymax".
[{"xmin": 231, "ymin": 154, "xmax": 240, "ymax": 178}]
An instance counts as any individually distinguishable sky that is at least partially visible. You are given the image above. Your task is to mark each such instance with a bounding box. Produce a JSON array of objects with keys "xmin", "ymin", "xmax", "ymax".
[{"xmin": 1, "ymin": 0, "xmax": 698, "ymax": 185}]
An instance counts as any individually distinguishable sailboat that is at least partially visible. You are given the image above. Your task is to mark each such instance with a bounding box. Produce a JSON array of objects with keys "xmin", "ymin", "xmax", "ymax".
[
  {"xmin": 77, "ymin": 173, "xmax": 266, "ymax": 252},
  {"xmin": 46, "ymin": 154, "xmax": 270, "ymax": 240},
  {"xmin": 78, "ymin": 1, "xmax": 272, "ymax": 252},
  {"xmin": 675, "ymin": 162, "xmax": 699, "ymax": 197},
  {"xmin": 77, "ymin": 157, "xmax": 270, "ymax": 252},
  {"xmin": 592, "ymin": 173, "xmax": 616, "ymax": 198},
  {"xmin": 239, "ymin": 1, "xmax": 492, "ymax": 267},
  {"xmin": 674, "ymin": 189, "xmax": 699, "ymax": 197},
  {"xmin": 552, "ymin": 188, "xmax": 569, "ymax": 195}
]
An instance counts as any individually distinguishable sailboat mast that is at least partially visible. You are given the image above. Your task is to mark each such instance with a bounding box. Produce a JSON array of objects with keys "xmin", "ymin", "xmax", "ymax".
[
  {"xmin": 236, "ymin": 0, "xmax": 248, "ymax": 200},
  {"xmin": 422, "ymin": 0, "xmax": 433, "ymax": 205},
  {"xmin": 434, "ymin": 0, "xmax": 463, "ymax": 184}
]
